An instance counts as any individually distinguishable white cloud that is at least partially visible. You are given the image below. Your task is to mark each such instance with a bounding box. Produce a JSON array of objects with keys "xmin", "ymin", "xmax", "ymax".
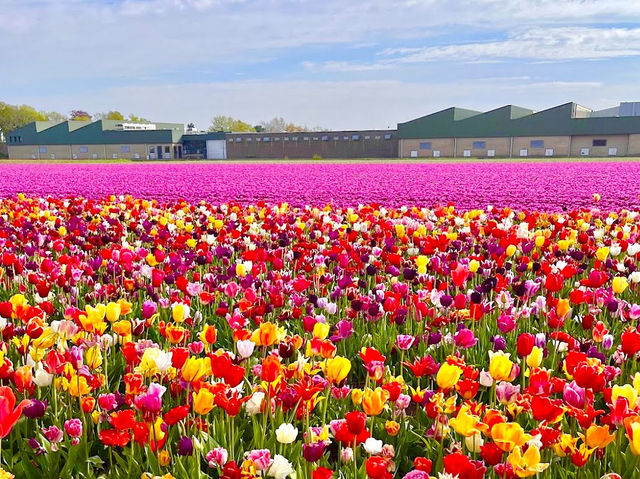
[{"xmin": 382, "ymin": 27, "xmax": 640, "ymax": 62}]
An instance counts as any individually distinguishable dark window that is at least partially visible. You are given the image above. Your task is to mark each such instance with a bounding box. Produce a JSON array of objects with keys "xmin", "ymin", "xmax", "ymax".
[
  {"xmin": 149, "ymin": 146, "xmax": 155, "ymax": 153},
  {"xmin": 419, "ymin": 142, "xmax": 432, "ymax": 150},
  {"xmin": 593, "ymin": 139, "xmax": 607, "ymax": 146},
  {"xmin": 164, "ymin": 146, "xmax": 170, "ymax": 153},
  {"xmin": 472, "ymin": 141, "xmax": 486, "ymax": 149},
  {"xmin": 530, "ymin": 140, "xmax": 544, "ymax": 148}
]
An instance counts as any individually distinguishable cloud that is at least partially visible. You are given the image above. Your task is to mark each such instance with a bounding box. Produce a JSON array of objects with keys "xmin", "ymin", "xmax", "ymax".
[{"xmin": 381, "ymin": 27, "xmax": 640, "ymax": 62}]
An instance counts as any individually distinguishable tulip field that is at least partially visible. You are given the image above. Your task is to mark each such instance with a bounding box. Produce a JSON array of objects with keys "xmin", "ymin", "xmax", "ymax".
[{"xmin": 1, "ymin": 161, "xmax": 640, "ymax": 479}]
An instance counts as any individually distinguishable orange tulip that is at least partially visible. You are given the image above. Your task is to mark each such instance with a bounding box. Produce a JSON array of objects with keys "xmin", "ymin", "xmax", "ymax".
[
  {"xmin": 362, "ymin": 387, "xmax": 389, "ymax": 416},
  {"xmin": 251, "ymin": 322, "xmax": 278, "ymax": 347},
  {"xmin": 584, "ymin": 424, "xmax": 615, "ymax": 449},
  {"xmin": 491, "ymin": 422, "xmax": 531, "ymax": 452}
]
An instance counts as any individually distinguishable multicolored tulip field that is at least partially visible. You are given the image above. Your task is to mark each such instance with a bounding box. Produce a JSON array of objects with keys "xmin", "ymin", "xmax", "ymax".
[{"xmin": 1, "ymin": 163, "xmax": 640, "ymax": 479}]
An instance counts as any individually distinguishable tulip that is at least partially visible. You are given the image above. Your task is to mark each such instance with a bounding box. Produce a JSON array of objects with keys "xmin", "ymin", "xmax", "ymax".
[
  {"xmin": 206, "ymin": 447, "xmax": 228, "ymax": 468},
  {"xmin": 436, "ymin": 362, "xmax": 462, "ymax": 389},
  {"xmin": 611, "ymin": 384, "xmax": 637, "ymax": 409},
  {"xmin": 362, "ymin": 387, "xmax": 388, "ymax": 416},
  {"xmin": 345, "ymin": 411, "xmax": 367, "ymax": 435},
  {"xmin": 489, "ymin": 351, "xmax": 514, "ymax": 382},
  {"xmin": 192, "ymin": 388, "xmax": 215, "ymax": 415},
  {"xmin": 275, "ymin": 423, "xmax": 298, "ymax": 444},
  {"xmin": 613, "ymin": 276, "xmax": 629, "ymax": 294},
  {"xmin": 324, "ymin": 357, "xmax": 351, "ymax": 385},
  {"xmin": 450, "ymin": 404, "xmax": 485, "ymax": 437},
  {"xmin": 507, "ymin": 445, "xmax": 549, "ymax": 477},
  {"xmin": 491, "ymin": 422, "xmax": 531, "ymax": 452},
  {"xmin": 584, "ymin": 424, "xmax": 615, "ymax": 449}
]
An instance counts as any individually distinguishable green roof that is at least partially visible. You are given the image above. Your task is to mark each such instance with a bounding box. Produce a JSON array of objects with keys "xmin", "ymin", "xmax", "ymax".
[
  {"xmin": 398, "ymin": 102, "xmax": 640, "ymax": 138},
  {"xmin": 9, "ymin": 120, "xmax": 184, "ymax": 145}
]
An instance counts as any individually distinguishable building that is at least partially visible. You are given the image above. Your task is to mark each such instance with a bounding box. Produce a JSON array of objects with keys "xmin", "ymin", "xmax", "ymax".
[
  {"xmin": 398, "ymin": 102, "xmax": 640, "ymax": 158},
  {"xmin": 225, "ymin": 130, "xmax": 397, "ymax": 159},
  {"xmin": 6, "ymin": 120, "xmax": 185, "ymax": 160},
  {"xmin": 6, "ymin": 101, "xmax": 640, "ymax": 160}
]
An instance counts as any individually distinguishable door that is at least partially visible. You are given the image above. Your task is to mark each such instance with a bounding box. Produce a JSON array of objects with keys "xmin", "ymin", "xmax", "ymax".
[
  {"xmin": 206, "ymin": 140, "xmax": 227, "ymax": 159},
  {"xmin": 157, "ymin": 145, "xmax": 162, "ymax": 160}
]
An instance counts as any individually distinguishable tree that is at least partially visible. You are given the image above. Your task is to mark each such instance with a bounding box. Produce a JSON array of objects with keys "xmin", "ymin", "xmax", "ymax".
[
  {"xmin": 43, "ymin": 111, "xmax": 67, "ymax": 123},
  {"xmin": 209, "ymin": 115, "xmax": 255, "ymax": 133},
  {"xmin": 254, "ymin": 124, "xmax": 265, "ymax": 133},
  {"xmin": 127, "ymin": 114, "xmax": 149, "ymax": 123},
  {"xmin": 259, "ymin": 116, "xmax": 310, "ymax": 133},
  {"xmin": 95, "ymin": 111, "xmax": 125, "ymax": 121},
  {"xmin": 70, "ymin": 110, "xmax": 91, "ymax": 121},
  {"xmin": 0, "ymin": 102, "xmax": 48, "ymax": 137}
]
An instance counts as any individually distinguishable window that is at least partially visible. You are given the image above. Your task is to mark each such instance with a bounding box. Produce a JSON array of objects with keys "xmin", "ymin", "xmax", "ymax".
[
  {"xmin": 39, "ymin": 147, "xmax": 47, "ymax": 153},
  {"xmin": 333, "ymin": 136, "xmax": 339, "ymax": 141},
  {"xmin": 164, "ymin": 146, "xmax": 170, "ymax": 153},
  {"xmin": 303, "ymin": 136, "xmax": 309, "ymax": 141},
  {"xmin": 228, "ymin": 138, "xmax": 234, "ymax": 142},
  {"xmin": 256, "ymin": 138, "xmax": 261, "ymax": 142},
  {"xmin": 375, "ymin": 136, "xmax": 381, "ymax": 140},
  {"xmin": 593, "ymin": 139, "xmax": 607, "ymax": 146},
  {"xmin": 419, "ymin": 142, "xmax": 432, "ymax": 150},
  {"xmin": 79, "ymin": 147, "xmax": 88, "ymax": 153},
  {"xmin": 246, "ymin": 137, "xmax": 252, "ymax": 142},
  {"xmin": 364, "ymin": 136, "xmax": 370, "ymax": 140},
  {"xmin": 235, "ymin": 137, "xmax": 242, "ymax": 142},
  {"xmin": 410, "ymin": 150, "xmax": 418, "ymax": 158},
  {"xmin": 274, "ymin": 137, "xmax": 280, "ymax": 141},
  {"xmin": 384, "ymin": 134, "xmax": 392, "ymax": 140},
  {"xmin": 321, "ymin": 135, "xmax": 329, "ymax": 141},
  {"xmin": 530, "ymin": 140, "xmax": 544, "ymax": 148},
  {"xmin": 284, "ymin": 137, "xmax": 289, "ymax": 141},
  {"xmin": 121, "ymin": 146, "xmax": 131, "ymax": 153},
  {"xmin": 263, "ymin": 137, "xmax": 270, "ymax": 142},
  {"xmin": 149, "ymin": 146, "xmax": 155, "ymax": 153},
  {"xmin": 433, "ymin": 150, "xmax": 441, "ymax": 158},
  {"xmin": 545, "ymin": 149, "xmax": 554, "ymax": 157},
  {"xmin": 343, "ymin": 136, "xmax": 349, "ymax": 140},
  {"xmin": 487, "ymin": 149, "xmax": 496, "ymax": 157},
  {"xmin": 463, "ymin": 149, "xmax": 471, "ymax": 157},
  {"xmin": 292, "ymin": 136, "xmax": 298, "ymax": 141},
  {"xmin": 519, "ymin": 149, "xmax": 528, "ymax": 157},
  {"xmin": 352, "ymin": 134, "xmax": 360, "ymax": 140},
  {"xmin": 312, "ymin": 137, "xmax": 319, "ymax": 141},
  {"xmin": 472, "ymin": 141, "xmax": 486, "ymax": 149}
]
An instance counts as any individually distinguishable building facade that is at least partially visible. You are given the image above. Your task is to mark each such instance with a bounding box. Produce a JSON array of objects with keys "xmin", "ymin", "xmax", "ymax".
[
  {"xmin": 6, "ymin": 101, "xmax": 640, "ymax": 160},
  {"xmin": 398, "ymin": 102, "xmax": 640, "ymax": 158}
]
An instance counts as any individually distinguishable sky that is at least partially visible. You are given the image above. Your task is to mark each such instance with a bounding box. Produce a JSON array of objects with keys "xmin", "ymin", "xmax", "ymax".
[{"xmin": 1, "ymin": 0, "xmax": 640, "ymax": 130}]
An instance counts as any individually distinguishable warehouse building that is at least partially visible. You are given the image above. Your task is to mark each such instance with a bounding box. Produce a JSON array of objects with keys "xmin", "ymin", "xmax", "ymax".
[
  {"xmin": 398, "ymin": 102, "xmax": 640, "ymax": 158},
  {"xmin": 6, "ymin": 101, "xmax": 640, "ymax": 160},
  {"xmin": 6, "ymin": 119, "xmax": 185, "ymax": 160}
]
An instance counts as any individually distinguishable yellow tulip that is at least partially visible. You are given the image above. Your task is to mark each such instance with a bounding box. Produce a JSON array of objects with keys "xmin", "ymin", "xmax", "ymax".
[
  {"xmin": 85, "ymin": 345, "xmax": 103, "ymax": 369},
  {"xmin": 436, "ymin": 362, "xmax": 462, "ymax": 389},
  {"xmin": 362, "ymin": 387, "xmax": 388, "ymax": 416},
  {"xmin": 324, "ymin": 356, "xmax": 351, "ymax": 384},
  {"xmin": 489, "ymin": 351, "xmax": 514, "ymax": 382},
  {"xmin": 596, "ymin": 247, "xmax": 610, "ymax": 261},
  {"xmin": 507, "ymin": 445, "xmax": 549, "ymax": 477},
  {"xmin": 351, "ymin": 388, "xmax": 364, "ymax": 406},
  {"xmin": 68, "ymin": 374, "xmax": 91, "ymax": 397},
  {"xmin": 468, "ymin": 259, "xmax": 479, "ymax": 273},
  {"xmin": 192, "ymin": 387, "xmax": 215, "ymax": 415},
  {"xmin": 491, "ymin": 422, "xmax": 530, "ymax": 452},
  {"xmin": 312, "ymin": 322, "xmax": 330, "ymax": 340},
  {"xmin": 181, "ymin": 357, "xmax": 206, "ymax": 383},
  {"xmin": 450, "ymin": 404, "xmax": 485, "ymax": 437},
  {"xmin": 625, "ymin": 416, "xmax": 640, "ymax": 455},
  {"xmin": 416, "ymin": 255, "xmax": 428, "ymax": 275},
  {"xmin": 612, "ymin": 276, "xmax": 629, "ymax": 294},
  {"xmin": 506, "ymin": 244, "xmax": 516, "ymax": 257},
  {"xmin": 251, "ymin": 321, "xmax": 279, "ymax": 347},
  {"xmin": 526, "ymin": 347, "xmax": 543, "ymax": 368},
  {"xmin": 612, "ymin": 384, "xmax": 637, "ymax": 409},
  {"xmin": 106, "ymin": 302, "xmax": 121, "ymax": 323},
  {"xmin": 534, "ymin": 236, "xmax": 545, "ymax": 248}
]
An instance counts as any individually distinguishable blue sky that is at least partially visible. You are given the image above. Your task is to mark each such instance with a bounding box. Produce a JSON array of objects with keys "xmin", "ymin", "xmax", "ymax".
[{"xmin": 2, "ymin": 0, "xmax": 640, "ymax": 130}]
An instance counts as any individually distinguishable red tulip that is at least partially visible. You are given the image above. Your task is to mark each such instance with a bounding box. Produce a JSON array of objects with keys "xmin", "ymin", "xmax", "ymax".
[
  {"xmin": 0, "ymin": 386, "xmax": 28, "ymax": 438},
  {"xmin": 345, "ymin": 411, "xmax": 367, "ymax": 435}
]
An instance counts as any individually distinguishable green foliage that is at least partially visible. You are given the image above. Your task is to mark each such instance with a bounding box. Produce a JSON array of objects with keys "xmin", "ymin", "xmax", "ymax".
[
  {"xmin": 69, "ymin": 110, "xmax": 92, "ymax": 121},
  {"xmin": 0, "ymin": 102, "xmax": 49, "ymax": 136},
  {"xmin": 95, "ymin": 111, "xmax": 125, "ymax": 121},
  {"xmin": 312, "ymin": 154, "xmax": 323, "ymax": 161},
  {"xmin": 209, "ymin": 115, "xmax": 256, "ymax": 133},
  {"xmin": 126, "ymin": 114, "xmax": 150, "ymax": 123}
]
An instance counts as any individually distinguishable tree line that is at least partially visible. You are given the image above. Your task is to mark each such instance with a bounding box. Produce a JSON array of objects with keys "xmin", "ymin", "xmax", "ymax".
[
  {"xmin": 208, "ymin": 115, "xmax": 325, "ymax": 133},
  {"xmin": 0, "ymin": 101, "xmax": 149, "ymax": 140}
]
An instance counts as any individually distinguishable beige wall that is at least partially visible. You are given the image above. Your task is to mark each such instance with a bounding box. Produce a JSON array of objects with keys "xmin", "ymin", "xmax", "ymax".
[
  {"xmin": 512, "ymin": 136, "xmax": 571, "ymax": 157},
  {"xmin": 9, "ymin": 144, "xmax": 181, "ymax": 160},
  {"xmin": 400, "ymin": 138, "xmax": 455, "ymax": 157},
  {"xmin": 570, "ymin": 135, "xmax": 629, "ymax": 157},
  {"xmin": 455, "ymin": 137, "xmax": 511, "ymax": 157},
  {"xmin": 628, "ymin": 135, "xmax": 640, "ymax": 155}
]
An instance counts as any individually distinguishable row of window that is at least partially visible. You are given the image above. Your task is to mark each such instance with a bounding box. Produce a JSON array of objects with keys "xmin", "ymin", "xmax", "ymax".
[
  {"xmin": 7, "ymin": 136, "xmax": 22, "ymax": 143},
  {"xmin": 418, "ymin": 139, "xmax": 609, "ymax": 150},
  {"xmin": 37, "ymin": 145, "xmax": 134, "ymax": 154},
  {"xmin": 228, "ymin": 134, "xmax": 393, "ymax": 143}
]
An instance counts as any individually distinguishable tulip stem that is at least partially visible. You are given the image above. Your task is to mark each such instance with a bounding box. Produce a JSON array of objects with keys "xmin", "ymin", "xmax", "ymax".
[{"xmin": 352, "ymin": 437, "xmax": 357, "ymax": 479}]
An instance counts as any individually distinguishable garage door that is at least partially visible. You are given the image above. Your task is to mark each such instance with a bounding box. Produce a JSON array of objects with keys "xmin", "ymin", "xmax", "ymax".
[{"xmin": 206, "ymin": 140, "xmax": 227, "ymax": 159}]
